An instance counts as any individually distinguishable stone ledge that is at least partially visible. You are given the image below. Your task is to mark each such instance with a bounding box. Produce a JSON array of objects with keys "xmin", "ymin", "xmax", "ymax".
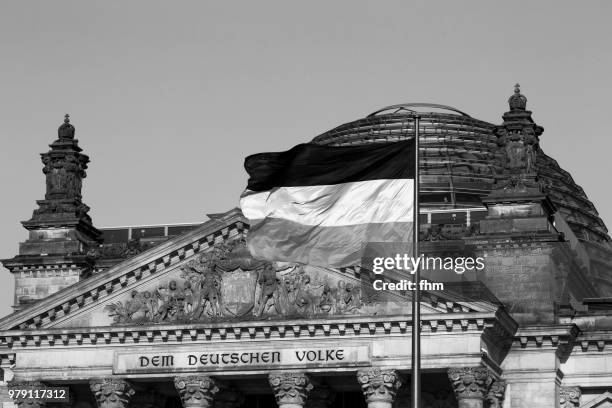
[{"xmin": 0, "ymin": 312, "xmax": 511, "ymax": 348}]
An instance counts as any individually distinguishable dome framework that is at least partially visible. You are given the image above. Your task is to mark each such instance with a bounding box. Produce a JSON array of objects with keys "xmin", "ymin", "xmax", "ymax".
[{"xmin": 312, "ymin": 105, "xmax": 610, "ymax": 244}]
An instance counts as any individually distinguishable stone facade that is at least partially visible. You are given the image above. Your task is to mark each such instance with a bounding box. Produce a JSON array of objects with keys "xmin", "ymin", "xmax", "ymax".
[{"xmin": 2, "ymin": 89, "xmax": 612, "ymax": 408}]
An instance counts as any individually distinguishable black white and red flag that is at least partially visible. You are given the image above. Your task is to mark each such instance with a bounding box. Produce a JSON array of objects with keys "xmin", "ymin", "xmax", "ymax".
[{"xmin": 239, "ymin": 139, "xmax": 415, "ymax": 267}]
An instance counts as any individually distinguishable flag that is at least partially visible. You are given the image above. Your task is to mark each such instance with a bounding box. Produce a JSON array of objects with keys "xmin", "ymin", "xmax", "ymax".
[{"xmin": 239, "ymin": 139, "xmax": 415, "ymax": 267}]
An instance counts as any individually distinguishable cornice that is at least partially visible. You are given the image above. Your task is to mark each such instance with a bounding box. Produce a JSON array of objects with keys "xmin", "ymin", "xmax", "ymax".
[
  {"xmin": 0, "ymin": 312, "xmax": 504, "ymax": 350},
  {"xmin": 513, "ymin": 324, "xmax": 579, "ymax": 361},
  {"xmin": 514, "ymin": 324, "xmax": 579, "ymax": 347},
  {"xmin": 575, "ymin": 330, "xmax": 612, "ymax": 352}
]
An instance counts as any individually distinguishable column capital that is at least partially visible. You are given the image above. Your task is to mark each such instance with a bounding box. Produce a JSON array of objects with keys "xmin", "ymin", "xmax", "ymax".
[
  {"xmin": 8, "ymin": 381, "xmax": 48, "ymax": 408},
  {"xmin": 89, "ymin": 378, "xmax": 135, "ymax": 408},
  {"xmin": 356, "ymin": 368, "xmax": 403, "ymax": 405},
  {"xmin": 485, "ymin": 380, "xmax": 506, "ymax": 408},
  {"xmin": 447, "ymin": 367, "xmax": 493, "ymax": 399},
  {"xmin": 447, "ymin": 367, "xmax": 494, "ymax": 408},
  {"xmin": 174, "ymin": 375, "xmax": 220, "ymax": 408},
  {"xmin": 559, "ymin": 386, "xmax": 581, "ymax": 408},
  {"xmin": 268, "ymin": 371, "xmax": 313, "ymax": 407}
]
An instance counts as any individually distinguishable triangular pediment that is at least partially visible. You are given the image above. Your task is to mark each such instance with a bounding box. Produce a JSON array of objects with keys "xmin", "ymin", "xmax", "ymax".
[
  {"xmin": 582, "ymin": 392, "xmax": 612, "ymax": 408},
  {"xmin": 0, "ymin": 208, "xmax": 500, "ymax": 331}
]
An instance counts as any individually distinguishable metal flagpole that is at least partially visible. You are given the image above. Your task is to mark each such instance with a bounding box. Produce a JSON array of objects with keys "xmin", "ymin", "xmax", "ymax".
[{"xmin": 411, "ymin": 115, "xmax": 421, "ymax": 408}]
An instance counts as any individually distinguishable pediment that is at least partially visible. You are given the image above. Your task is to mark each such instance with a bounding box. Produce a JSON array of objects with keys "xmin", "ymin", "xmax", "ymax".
[
  {"xmin": 0, "ymin": 208, "xmax": 499, "ymax": 331},
  {"xmin": 582, "ymin": 392, "xmax": 612, "ymax": 408}
]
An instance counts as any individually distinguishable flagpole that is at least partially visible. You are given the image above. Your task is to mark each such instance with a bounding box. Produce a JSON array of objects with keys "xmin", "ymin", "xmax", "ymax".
[{"xmin": 411, "ymin": 115, "xmax": 421, "ymax": 408}]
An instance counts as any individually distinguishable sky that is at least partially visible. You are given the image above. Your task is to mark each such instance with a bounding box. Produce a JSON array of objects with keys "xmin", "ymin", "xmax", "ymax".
[{"xmin": 1, "ymin": 1, "xmax": 611, "ymax": 316}]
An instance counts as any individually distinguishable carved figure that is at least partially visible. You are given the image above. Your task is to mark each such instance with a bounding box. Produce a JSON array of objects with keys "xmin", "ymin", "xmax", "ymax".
[
  {"xmin": 255, "ymin": 264, "xmax": 278, "ymax": 316},
  {"xmin": 128, "ymin": 291, "xmax": 147, "ymax": 320},
  {"xmin": 335, "ymin": 281, "xmax": 362, "ymax": 313},
  {"xmin": 525, "ymin": 143, "xmax": 536, "ymax": 173},
  {"xmin": 183, "ymin": 281, "xmax": 194, "ymax": 314},
  {"xmin": 143, "ymin": 291, "xmax": 157, "ymax": 318},
  {"xmin": 294, "ymin": 274, "xmax": 314, "ymax": 315},
  {"xmin": 155, "ymin": 280, "xmax": 183, "ymax": 321},
  {"xmin": 274, "ymin": 275, "xmax": 293, "ymax": 315},
  {"xmin": 504, "ymin": 138, "xmax": 526, "ymax": 170},
  {"xmin": 345, "ymin": 283, "xmax": 361, "ymax": 312},
  {"xmin": 319, "ymin": 284, "xmax": 333, "ymax": 313},
  {"xmin": 193, "ymin": 273, "xmax": 221, "ymax": 318}
]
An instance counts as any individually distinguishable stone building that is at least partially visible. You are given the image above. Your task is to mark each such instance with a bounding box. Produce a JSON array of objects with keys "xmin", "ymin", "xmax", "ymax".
[{"xmin": 1, "ymin": 86, "xmax": 612, "ymax": 408}]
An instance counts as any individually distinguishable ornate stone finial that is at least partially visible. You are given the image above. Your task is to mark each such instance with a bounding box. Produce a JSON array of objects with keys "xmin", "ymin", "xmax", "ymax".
[
  {"xmin": 356, "ymin": 369, "xmax": 403, "ymax": 406},
  {"xmin": 174, "ymin": 376, "xmax": 220, "ymax": 408},
  {"xmin": 268, "ymin": 372, "xmax": 313, "ymax": 407},
  {"xmin": 485, "ymin": 83, "xmax": 544, "ymax": 195},
  {"xmin": 89, "ymin": 378, "xmax": 135, "ymax": 408},
  {"xmin": 485, "ymin": 380, "xmax": 507, "ymax": 408},
  {"xmin": 447, "ymin": 367, "xmax": 494, "ymax": 405},
  {"xmin": 508, "ymin": 83, "xmax": 527, "ymax": 110},
  {"xmin": 58, "ymin": 113, "xmax": 75, "ymax": 139},
  {"xmin": 559, "ymin": 386, "xmax": 581, "ymax": 408}
]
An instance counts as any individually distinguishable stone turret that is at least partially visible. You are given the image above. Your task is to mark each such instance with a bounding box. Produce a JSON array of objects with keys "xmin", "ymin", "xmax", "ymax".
[
  {"xmin": 464, "ymin": 85, "xmax": 597, "ymax": 324},
  {"xmin": 479, "ymin": 84, "xmax": 556, "ymax": 236},
  {"xmin": 484, "ymin": 84, "xmax": 546, "ymax": 201},
  {"xmin": 1, "ymin": 115, "xmax": 102, "ymax": 311}
]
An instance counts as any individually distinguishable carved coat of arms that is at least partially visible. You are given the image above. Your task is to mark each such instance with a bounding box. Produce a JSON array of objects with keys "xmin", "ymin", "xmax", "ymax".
[{"xmin": 220, "ymin": 269, "xmax": 258, "ymax": 317}]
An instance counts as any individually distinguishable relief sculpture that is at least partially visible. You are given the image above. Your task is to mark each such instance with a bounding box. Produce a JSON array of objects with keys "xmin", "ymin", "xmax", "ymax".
[{"xmin": 105, "ymin": 239, "xmax": 364, "ymax": 324}]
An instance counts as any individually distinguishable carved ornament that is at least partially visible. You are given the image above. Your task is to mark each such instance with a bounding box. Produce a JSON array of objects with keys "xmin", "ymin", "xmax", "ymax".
[
  {"xmin": 268, "ymin": 372, "xmax": 313, "ymax": 406},
  {"xmin": 559, "ymin": 386, "xmax": 580, "ymax": 408},
  {"xmin": 8, "ymin": 381, "xmax": 49, "ymax": 408},
  {"xmin": 174, "ymin": 375, "xmax": 220, "ymax": 408},
  {"xmin": 356, "ymin": 368, "xmax": 403, "ymax": 403},
  {"xmin": 447, "ymin": 367, "xmax": 493, "ymax": 400},
  {"xmin": 89, "ymin": 378, "xmax": 135, "ymax": 408},
  {"xmin": 485, "ymin": 380, "xmax": 506, "ymax": 408}
]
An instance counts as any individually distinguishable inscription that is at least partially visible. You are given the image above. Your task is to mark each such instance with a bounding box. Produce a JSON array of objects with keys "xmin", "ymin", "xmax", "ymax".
[
  {"xmin": 295, "ymin": 349, "xmax": 344, "ymax": 362},
  {"xmin": 187, "ymin": 351, "xmax": 280, "ymax": 366},
  {"xmin": 115, "ymin": 346, "xmax": 369, "ymax": 373},
  {"xmin": 139, "ymin": 355, "xmax": 174, "ymax": 367}
]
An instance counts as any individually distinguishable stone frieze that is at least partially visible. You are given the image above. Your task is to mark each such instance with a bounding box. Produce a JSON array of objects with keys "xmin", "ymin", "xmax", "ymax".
[{"xmin": 104, "ymin": 239, "xmax": 366, "ymax": 324}]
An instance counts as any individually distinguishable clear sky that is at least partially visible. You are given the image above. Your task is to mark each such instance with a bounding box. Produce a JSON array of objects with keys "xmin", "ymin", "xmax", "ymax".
[{"xmin": 1, "ymin": 1, "xmax": 611, "ymax": 316}]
